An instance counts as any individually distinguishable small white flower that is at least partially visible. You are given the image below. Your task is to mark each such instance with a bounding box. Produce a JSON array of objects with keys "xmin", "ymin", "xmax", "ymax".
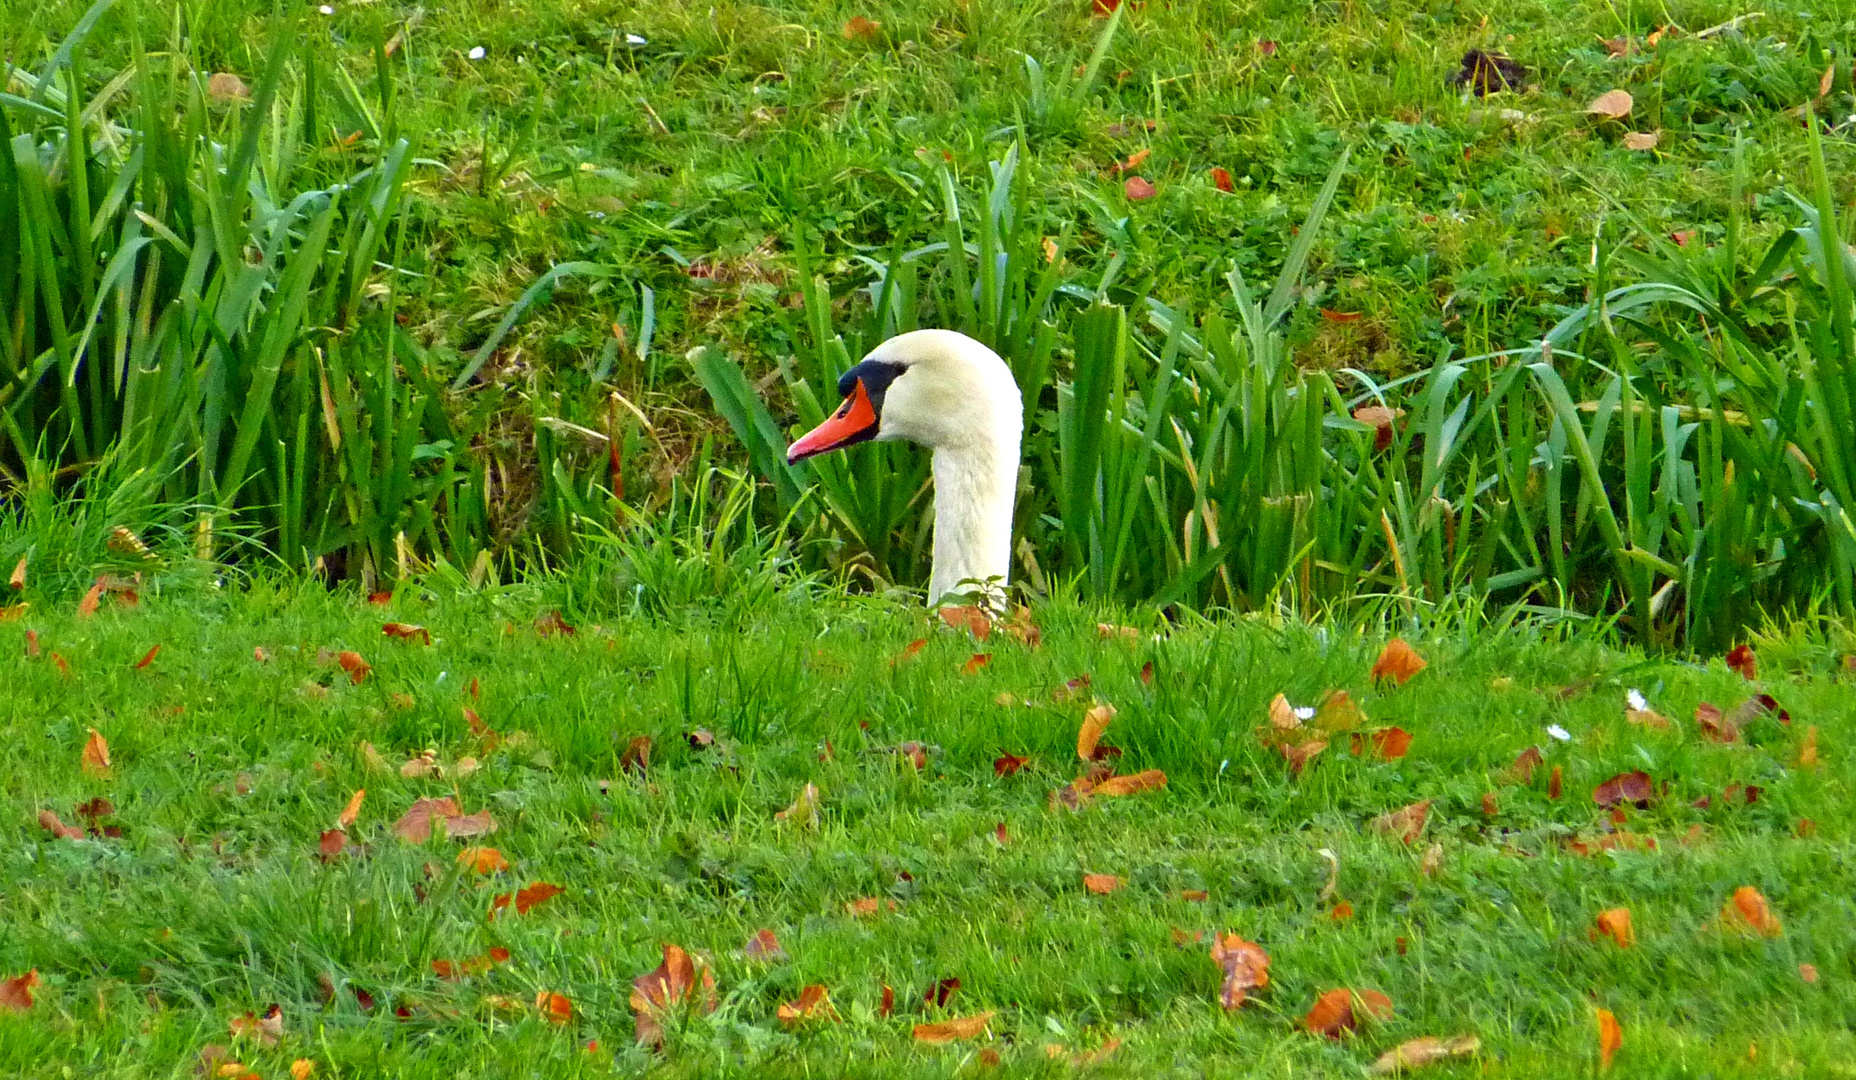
[
  {"xmin": 317, "ymin": 4, "xmax": 334, "ymax": 13},
  {"xmin": 1293, "ymin": 706, "xmax": 1316, "ymax": 721},
  {"xmin": 467, "ymin": 45, "xmax": 486, "ymax": 60},
  {"xmin": 625, "ymin": 33, "xmax": 648, "ymax": 45},
  {"xmin": 1626, "ymin": 688, "xmax": 1647, "ymax": 712},
  {"xmin": 1547, "ymin": 724, "xmax": 1572, "ymax": 742}
]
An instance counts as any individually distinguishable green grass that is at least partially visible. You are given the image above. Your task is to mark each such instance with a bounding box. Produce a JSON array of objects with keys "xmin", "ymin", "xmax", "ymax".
[{"xmin": 2, "ymin": 573, "xmax": 1852, "ymax": 1077}]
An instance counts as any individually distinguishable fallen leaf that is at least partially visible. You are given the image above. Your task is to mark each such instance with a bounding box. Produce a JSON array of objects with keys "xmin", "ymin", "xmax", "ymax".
[
  {"xmin": 1041, "ymin": 236, "xmax": 1060, "ymax": 263},
  {"xmin": 1078, "ymin": 703, "xmax": 1116, "ymax": 761},
  {"xmin": 253, "ymin": 646, "xmax": 271, "ymax": 662},
  {"xmin": 961, "ymin": 652, "xmax": 992, "ymax": 675},
  {"xmin": 1597, "ymin": 1008, "xmax": 1621, "ymax": 1070},
  {"xmin": 457, "ymin": 847, "xmax": 508, "ymax": 874},
  {"xmin": 1304, "ymin": 988, "xmax": 1393, "ymax": 1038},
  {"xmin": 1321, "ymin": 308, "xmax": 1363, "ymax": 323},
  {"xmin": 381, "ymin": 622, "xmax": 431, "ymax": 644},
  {"xmin": 207, "ymin": 71, "xmax": 251, "ymax": 103},
  {"xmin": 1602, "ymin": 35, "xmax": 1632, "ymax": 58},
  {"xmin": 1279, "ymin": 739, "xmax": 1328, "ymax": 774},
  {"xmin": 1331, "ymin": 900, "xmax": 1354, "ymax": 921},
  {"xmin": 629, "ymin": 944, "xmax": 717, "ymax": 1037},
  {"xmin": 1671, "ymin": 229, "xmax": 1698, "ymax": 247},
  {"xmin": 536, "ymin": 990, "xmax": 573, "ymax": 1025},
  {"xmin": 1420, "ymin": 843, "xmax": 1445, "ymax": 875},
  {"xmin": 1257, "ymin": 39, "xmax": 1278, "ymax": 56},
  {"xmin": 1587, "ymin": 89, "xmax": 1633, "ymax": 118},
  {"xmin": 1210, "ymin": 933, "xmax": 1270, "ymax": 1010},
  {"xmin": 1622, "ymin": 130, "xmax": 1659, "ymax": 150},
  {"xmin": 0, "ymin": 970, "xmax": 39, "ymax": 1012},
  {"xmin": 335, "ymin": 651, "xmax": 370, "ymax": 684},
  {"xmin": 1140, "ymin": 660, "xmax": 1154, "ymax": 684},
  {"xmin": 131, "ymin": 643, "xmax": 162, "ymax": 670},
  {"xmin": 1593, "ymin": 908, "xmax": 1633, "ymax": 948},
  {"xmin": 1592, "ymin": 771, "xmax": 1653, "ymax": 809},
  {"xmin": 229, "ymin": 1004, "xmax": 284, "ymax": 1046},
  {"xmin": 1372, "ymin": 639, "xmax": 1427, "ymax": 683},
  {"xmin": 1725, "ymin": 644, "xmax": 1756, "ymax": 680},
  {"xmin": 923, "ymin": 976, "xmax": 959, "ymax": 1008},
  {"xmin": 1549, "ymin": 765, "xmax": 1563, "ymax": 799},
  {"xmin": 621, "ymin": 735, "xmax": 651, "ymax": 775},
  {"xmin": 1722, "ymin": 886, "xmax": 1782, "ymax": 936},
  {"xmin": 1370, "ymin": 1034, "xmax": 1481, "ymax": 1074},
  {"xmin": 1268, "ymin": 693, "xmax": 1303, "ymax": 731},
  {"xmin": 775, "ymin": 783, "xmax": 820, "ymax": 828},
  {"xmin": 993, "ymin": 752, "xmax": 1030, "ymax": 777},
  {"xmin": 939, "ymin": 605, "xmax": 991, "ymax": 640},
  {"xmin": 994, "ymin": 822, "xmax": 1009, "ymax": 844},
  {"xmin": 1353, "ymin": 405, "xmax": 1403, "ymax": 451},
  {"xmin": 1624, "ymin": 706, "xmax": 1670, "ymax": 729},
  {"xmin": 1113, "ymin": 147, "xmax": 1152, "ymax": 174},
  {"xmin": 534, "ymin": 611, "xmax": 575, "ymax": 637},
  {"xmin": 743, "ymin": 929, "xmax": 786, "ymax": 962},
  {"xmin": 317, "ymin": 829, "xmax": 347, "ymax": 862},
  {"xmin": 76, "ymin": 583, "xmax": 103, "ymax": 618},
  {"xmin": 1124, "ymin": 176, "xmax": 1156, "ymax": 200},
  {"xmin": 335, "ymin": 789, "xmax": 365, "ymax": 829},
  {"xmin": 1313, "ymin": 690, "xmax": 1367, "ymax": 733},
  {"xmin": 845, "ymin": 897, "xmax": 884, "ymax": 917},
  {"xmin": 1095, "ymin": 622, "xmax": 1141, "ymax": 642},
  {"xmin": 1482, "ymin": 792, "xmax": 1498, "ymax": 816},
  {"xmin": 1093, "ymin": 768, "xmax": 1167, "ymax": 796},
  {"xmin": 894, "ymin": 638, "xmax": 927, "ymax": 665},
  {"xmin": 1371, "ymin": 800, "xmax": 1431, "ymax": 844},
  {"xmin": 361, "ymin": 742, "xmax": 391, "ymax": 773},
  {"xmin": 1820, "ymin": 62, "xmax": 1836, "ymax": 99},
  {"xmin": 24, "ymin": 629, "xmax": 37, "ymax": 658},
  {"xmin": 400, "ymin": 751, "xmax": 438, "ymax": 778},
  {"xmin": 1449, "ymin": 49, "xmax": 1525, "ymax": 94},
  {"xmin": 1211, "ymin": 166, "xmax": 1234, "ymax": 192},
  {"xmin": 841, "ymin": 15, "xmax": 881, "ymax": 41},
  {"xmin": 1179, "ymin": 889, "xmax": 1208, "ymax": 902},
  {"xmin": 1800, "ymin": 963, "xmax": 1818, "ymax": 983},
  {"xmin": 515, "ymin": 881, "xmax": 564, "ymax": 915},
  {"xmin": 1368, "ymin": 727, "xmax": 1413, "ymax": 759},
  {"xmin": 912, "ymin": 1011, "xmax": 994, "ymax": 1044},
  {"xmin": 777, "ymin": 984, "xmax": 838, "ymax": 1026},
  {"xmin": 38, "ymin": 810, "xmax": 84, "ymax": 840},
  {"xmin": 7, "ymin": 556, "xmax": 24, "ymax": 590},
  {"xmin": 291, "ymin": 1061, "xmax": 315, "ymax": 1080},
  {"xmin": 51, "ymin": 651, "xmax": 70, "ymax": 677},
  {"xmin": 1083, "ymin": 873, "xmax": 1123, "ymax": 895},
  {"xmin": 391, "ymin": 797, "xmax": 496, "ymax": 843},
  {"xmin": 81, "ymin": 729, "xmax": 112, "ymax": 779},
  {"xmin": 1799, "ymin": 726, "xmax": 1819, "ymax": 768}
]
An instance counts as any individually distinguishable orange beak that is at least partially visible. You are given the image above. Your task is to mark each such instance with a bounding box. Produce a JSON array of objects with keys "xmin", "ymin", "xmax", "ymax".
[{"xmin": 788, "ymin": 379, "xmax": 879, "ymax": 463}]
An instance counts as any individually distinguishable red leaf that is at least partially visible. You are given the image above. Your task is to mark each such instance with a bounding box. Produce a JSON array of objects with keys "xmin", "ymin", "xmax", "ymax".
[
  {"xmin": 1370, "ymin": 638, "xmax": 1427, "ymax": 683},
  {"xmin": 1592, "ymin": 771, "xmax": 1653, "ymax": 809},
  {"xmin": 1210, "ymin": 167, "xmax": 1234, "ymax": 192},
  {"xmin": 1124, "ymin": 176, "xmax": 1156, "ymax": 200},
  {"xmin": 1371, "ymin": 800, "xmax": 1430, "ymax": 844},
  {"xmin": 1303, "ymin": 987, "xmax": 1393, "ymax": 1038},
  {"xmin": 318, "ymin": 829, "xmax": 347, "ymax": 862},
  {"xmin": 1548, "ymin": 765, "xmax": 1563, "ymax": 799},
  {"xmin": 81, "ymin": 729, "xmax": 112, "ymax": 778},
  {"xmin": 0, "ymin": 970, "xmax": 40, "ymax": 1012},
  {"xmin": 961, "ymin": 652, "xmax": 991, "ymax": 675},
  {"xmin": 993, "ymin": 752, "xmax": 1030, "ymax": 777},
  {"xmin": 892, "ymin": 638, "xmax": 927, "ymax": 666},
  {"xmin": 367, "ymin": 591, "xmax": 393, "ymax": 606},
  {"xmin": 335, "ymin": 651, "xmax": 370, "ymax": 684},
  {"xmin": 534, "ymin": 611, "xmax": 576, "ymax": 637},
  {"xmin": 1091, "ymin": 0, "xmax": 1119, "ymax": 15},
  {"xmin": 37, "ymin": 810, "xmax": 84, "ymax": 840},
  {"xmin": 536, "ymin": 991, "xmax": 573, "ymax": 1025},
  {"xmin": 1725, "ymin": 644, "xmax": 1756, "ymax": 680},
  {"xmin": 743, "ymin": 929, "xmax": 786, "ymax": 961},
  {"xmin": 923, "ymin": 976, "xmax": 960, "ymax": 1008},
  {"xmin": 879, "ymin": 985, "xmax": 895, "ymax": 1017},
  {"xmin": 134, "ymin": 644, "xmax": 161, "ymax": 670},
  {"xmin": 939, "ymin": 605, "xmax": 991, "ymax": 640},
  {"xmin": 382, "ymin": 623, "xmax": 432, "ymax": 645},
  {"xmin": 1320, "ymin": 308, "xmax": 1364, "ymax": 323},
  {"xmin": 1209, "ymin": 934, "xmax": 1270, "ymax": 1009},
  {"xmin": 1370, "ymin": 727, "xmax": 1413, "ymax": 760}
]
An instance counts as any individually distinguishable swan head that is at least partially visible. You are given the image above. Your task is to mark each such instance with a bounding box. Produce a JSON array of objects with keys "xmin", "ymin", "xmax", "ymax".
[{"xmin": 787, "ymin": 329, "xmax": 1021, "ymax": 464}]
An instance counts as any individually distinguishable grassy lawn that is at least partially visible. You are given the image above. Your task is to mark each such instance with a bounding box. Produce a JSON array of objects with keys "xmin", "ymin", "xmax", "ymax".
[{"xmin": 2, "ymin": 582, "xmax": 1850, "ymax": 1077}]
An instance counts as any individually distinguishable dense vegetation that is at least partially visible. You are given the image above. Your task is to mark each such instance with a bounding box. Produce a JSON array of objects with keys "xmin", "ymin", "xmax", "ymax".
[{"xmin": 2, "ymin": 1, "xmax": 1855, "ymax": 648}]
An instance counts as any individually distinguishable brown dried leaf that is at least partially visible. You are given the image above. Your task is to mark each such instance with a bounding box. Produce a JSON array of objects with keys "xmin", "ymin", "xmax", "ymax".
[
  {"xmin": 515, "ymin": 881, "xmax": 564, "ymax": 915},
  {"xmin": 317, "ymin": 828, "xmax": 347, "ymax": 862},
  {"xmin": 1625, "ymin": 707, "xmax": 1670, "ymax": 729},
  {"xmin": 939, "ymin": 605, "xmax": 991, "ymax": 640},
  {"xmin": 620, "ymin": 735, "xmax": 651, "ymax": 775},
  {"xmin": 1082, "ymin": 873, "xmax": 1123, "ymax": 895},
  {"xmin": 1210, "ymin": 934, "xmax": 1270, "ymax": 1010},
  {"xmin": 1353, "ymin": 405, "xmax": 1403, "ymax": 451},
  {"xmin": 1592, "ymin": 771, "xmax": 1653, "ymax": 809},
  {"xmin": 1371, "ymin": 800, "xmax": 1431, "ymax": 844},
  {"xmin": 81, "ymin": 729, "xmax": 112, "ymax": 779},
  {"xmin": 229, "ymin": 1004, "xmax": 284, "ymax": 1047},
  {"xmin": 777, "ymin": 984, "xmax": 838, "ymax": 1026},
  {"xmin": 7, "ymin": 556, "xmax": 24, "ymax": 590},
  {"xmin": 335, "ymin": 651, "xmax": 370, "ymax": 684},
  {"xmin": 381, "ymin": 622, "xmax": 431, "ymax": 644},
  {"xmin": 1304, "ymin": 988, "xmax": 1393, "ymax": 1038},
  {"xmin": 841, "ymin": 15, "xmax": 881, "ymax": 41},
  {"xmin": 1722, "ymin": 886, "xmax": 1782, "ymax": 936},
  {"xmin": 1279, "ymin": 739, "xmax": 1328, "ymax": 775},
  {"xmin": 1077, "ymin": 703, "xmax": 1116, "ymax": 761},
  {"xmin": 1370, "ymin": 1034, "xmax": 1481, "ymax": 1074},
  {"xmin": 1725, "ymin": 644, "xmax": 1756, "ymax": 680},
  {"xmin": 1622, "ymin": 130, "xmax": 1659, "ymax": 151},
  {"xmin": 961, "ymin": 652, "xmax": 992, "ymax": 675},
  {"xmin": 1092, "ymin": 768, "xmax": 1167, "ymax": 796},
  {"xmin": 1124, "ymin": 176, "xmax": 1156, "ymax": 200},
  {"xmin": 1588, "ymin": 89, "xmax": 1633, "ymax": 118},
  {"xmin": 38, "ymin": 810, "xmax": 84, "ymax": 840},
  {"xmin": 0, "ymin": 970, "xmax": 38, "ymax": 1012},
  {"xmin": 993, "ymin": 752, "xmax": 1030, "ymax": 777},
  {"xmin": 1593, "ymin": 908, "xmax": 1633, "ymax": 948},
  {"xmin": 743, "ymin": 929, "xmax": 786, "ymax": 962},
  {"xmin": 912, "ymin": 1011, "xmax": 994, "ymax": 1044}
]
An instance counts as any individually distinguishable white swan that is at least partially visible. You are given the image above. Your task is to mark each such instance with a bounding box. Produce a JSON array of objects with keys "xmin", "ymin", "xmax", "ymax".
[{"xmin": 787, "ymin": 329, "xmax": 1022, "ymax": 606}]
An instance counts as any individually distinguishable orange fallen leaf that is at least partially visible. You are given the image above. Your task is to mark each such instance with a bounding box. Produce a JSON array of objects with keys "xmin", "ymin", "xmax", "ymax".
[
  {"xmin": 38, "ymin": 809, "xmax": 84, "ymax": 840},
  {"xmin": 536, "ymin": 991, "xmax": 573, "ymax": 1025},
  {"xmin": 534, "ymin": 611, "xmax": 575, "ymax": 636},
  {"xmin": 961, "ymin": 652, "xmax": 992, "ymax": 675},
  {"xmin": 912, "ymin": 1011, "xmax": 994, "ymax": 1044},
  {"xmin": 629, "ymin": 944, "xmax": 717, "ymax": 1042},
  {"xmin": 993, "ymin": 752, "xmax": 1030, "ymax": 777},
  {"xmin": 1800, "ymin": 963, "xmax": 1818, "ymax": 983},
  {"xmin": 253, "ymin": 646, "xmax": 271, "ymax": 662},
  {"xmin": 1304, "ymin": 988, "xmax": 1393, "ymax": 1038},
  {"xmin": 457, "ymin": 847, "xmax": 509, "ymax": 874},
  {"xmin": 1371, "ymin": 638, "xmax": 1427, "ymax": 684},
  {"xmin": 1548, "ymin": 765, "xmax": 1563, "ymax": 799},
  {"xmin": 845, "ymin": 897, "xmax": 884, "ymax": 917},
  {"xmin": 1313, "ymin": 690, "xmax": 1366, "ymax": 733},
  {"xmin": 620, "ymin": 735, "xmax": 651, "ymax": 775},
  {"xmin": 1370, "ymin": 1034, "xmax": 1480, "ymax": 1074},
  {"xmin": 1597, "ymin": 1008, "xmax": 1621, "ymax": 1070},
  {"xmin": 515, "ymin": 881, "xmax": 564, "ymax": 915},
  {"xmin": 1331, "ymin": 900, "xmax": 1354, "ymax": 921},
  {"xmin": 1725, "ymin": 644, "xmax": 1756, "ymax": 680},
  {"xmin": 290, "ymin": 1061, "xmax": 315, "ymax": 1080},
  {"xmin": 334, "ymin": 650, "xmax": 370, "ymax": 684},
  {"xmin": 775, "ymin": 782, "xmax": 820, "ymax": 828},
  {"xmin": 1798, "ymin": 725, "xmax": 1818, "ymax": 768},
  {"xmin": 391, "ymin": 797, "xmax": 497, "ymax": 843},
  {"xmin": 879, "ymin": 985, "xmax": 895, "ymax": 1017},
  {"xmin": 1077, "ymin": 703, "xmax": 1115, "ymax": 761},
  {"xmin": 1624, "ymin": 706, "xmax": 1670, "ymax": 729},
  {"xmin": 76, "ymin": 583, "xmax": 103, "ymax": 618},
  {"xmin": 1279, "ymin": 739, "xmax": 1328, "ymax": 775},
  {"xmin": 51, "ymin": 651, "xmax": 70, "ymax": 677},
  {"xmin": 1083, "ymin": 873, "xmax": 1123, "ymax": 895},
  {"xmin": 893, "ymin": 638, "xmax": 927, "ymax": 665},
  {"xmin": 1211, "ymin": 166, "xmax": 1234, "ymax": 192},
  {"xmin": 1095, "ymin": 622, "xmax": 1140, "ymax": 642},
  {"xmin": 81, "ymin": 729, "xmax": 112, "ymax": 779},
  {"xmin": 1371, "ymin": 800, "xmax": 1430, "ymax": 844},
  {"xmin": 1092, "ymin": 768, "xmax": 1167, "ymax": 796},
  {"xmin": 1209, "ymin": 934, "xmax": 1270, "ymax": 1010},
  {"xmin": 1113, "ymin": 147, "xmax": 1151, "ymax": 173},
  {"xmin": 1482, "ymin": 792, "xmax": 1498, "ymax": 816},
  {"xmin": 337, "ymin": 789, "xmax": 365, "ymax": 829},
  {"xmin": 1593, "ymin": 908, "xmax": 1633, "ymax": 948},
  {"xmin": 7, "ymin": 556, "xmax": 24, "ymax": 590},
  {"xmin": 317, "ymin": 829, "xmax": 347, "ymax": 862},
  {"xmin": 1124, "ymin": 176, "xmax": 1156, "ymax": 200},
  {"xmin": 1722, "ymin": 886, "xmax": 1782, "ymax": 936},
  {"xmin": 994, "ymin": 822, "xmax": 1009, "ymax": 845},
  {"xmin": 743, "ymin": 929, "xmax": 786, "ymax": 961},
  {"xmin": 1592, "ymin": 771, "xmax": 1653, "ymax": 809},
  {"xmin": 1353, "ymin": 405, "xmax": 1402, "ymax": 451},
  {"xmin": 1179, "ymin": 889, "xmax": 1208, "ymax": 902},
  {"xmin": 777, "ymin": 984, "xmax": 838, "ymax": 1026},
  {"xmin": 1366, "ymin": 727, "xmax": 1412, "ymax": 760},
  {"xmin": 939, "ymin": 605, "xmax": 991, "ymax": 640},
  {"xmin": 381, "ymin": 622, "xmax": 432, "ymax": 645},
  {"xmin": 134, "ymin": 644, "xmax": 161, "ymax": 670},
  {"xmin": 0, "ymin": 970, "xmax": 39, "ymax": 1012},
  {"xmin": 841, "ymin": 15, "xmax": 881, "ymax": 41}
]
